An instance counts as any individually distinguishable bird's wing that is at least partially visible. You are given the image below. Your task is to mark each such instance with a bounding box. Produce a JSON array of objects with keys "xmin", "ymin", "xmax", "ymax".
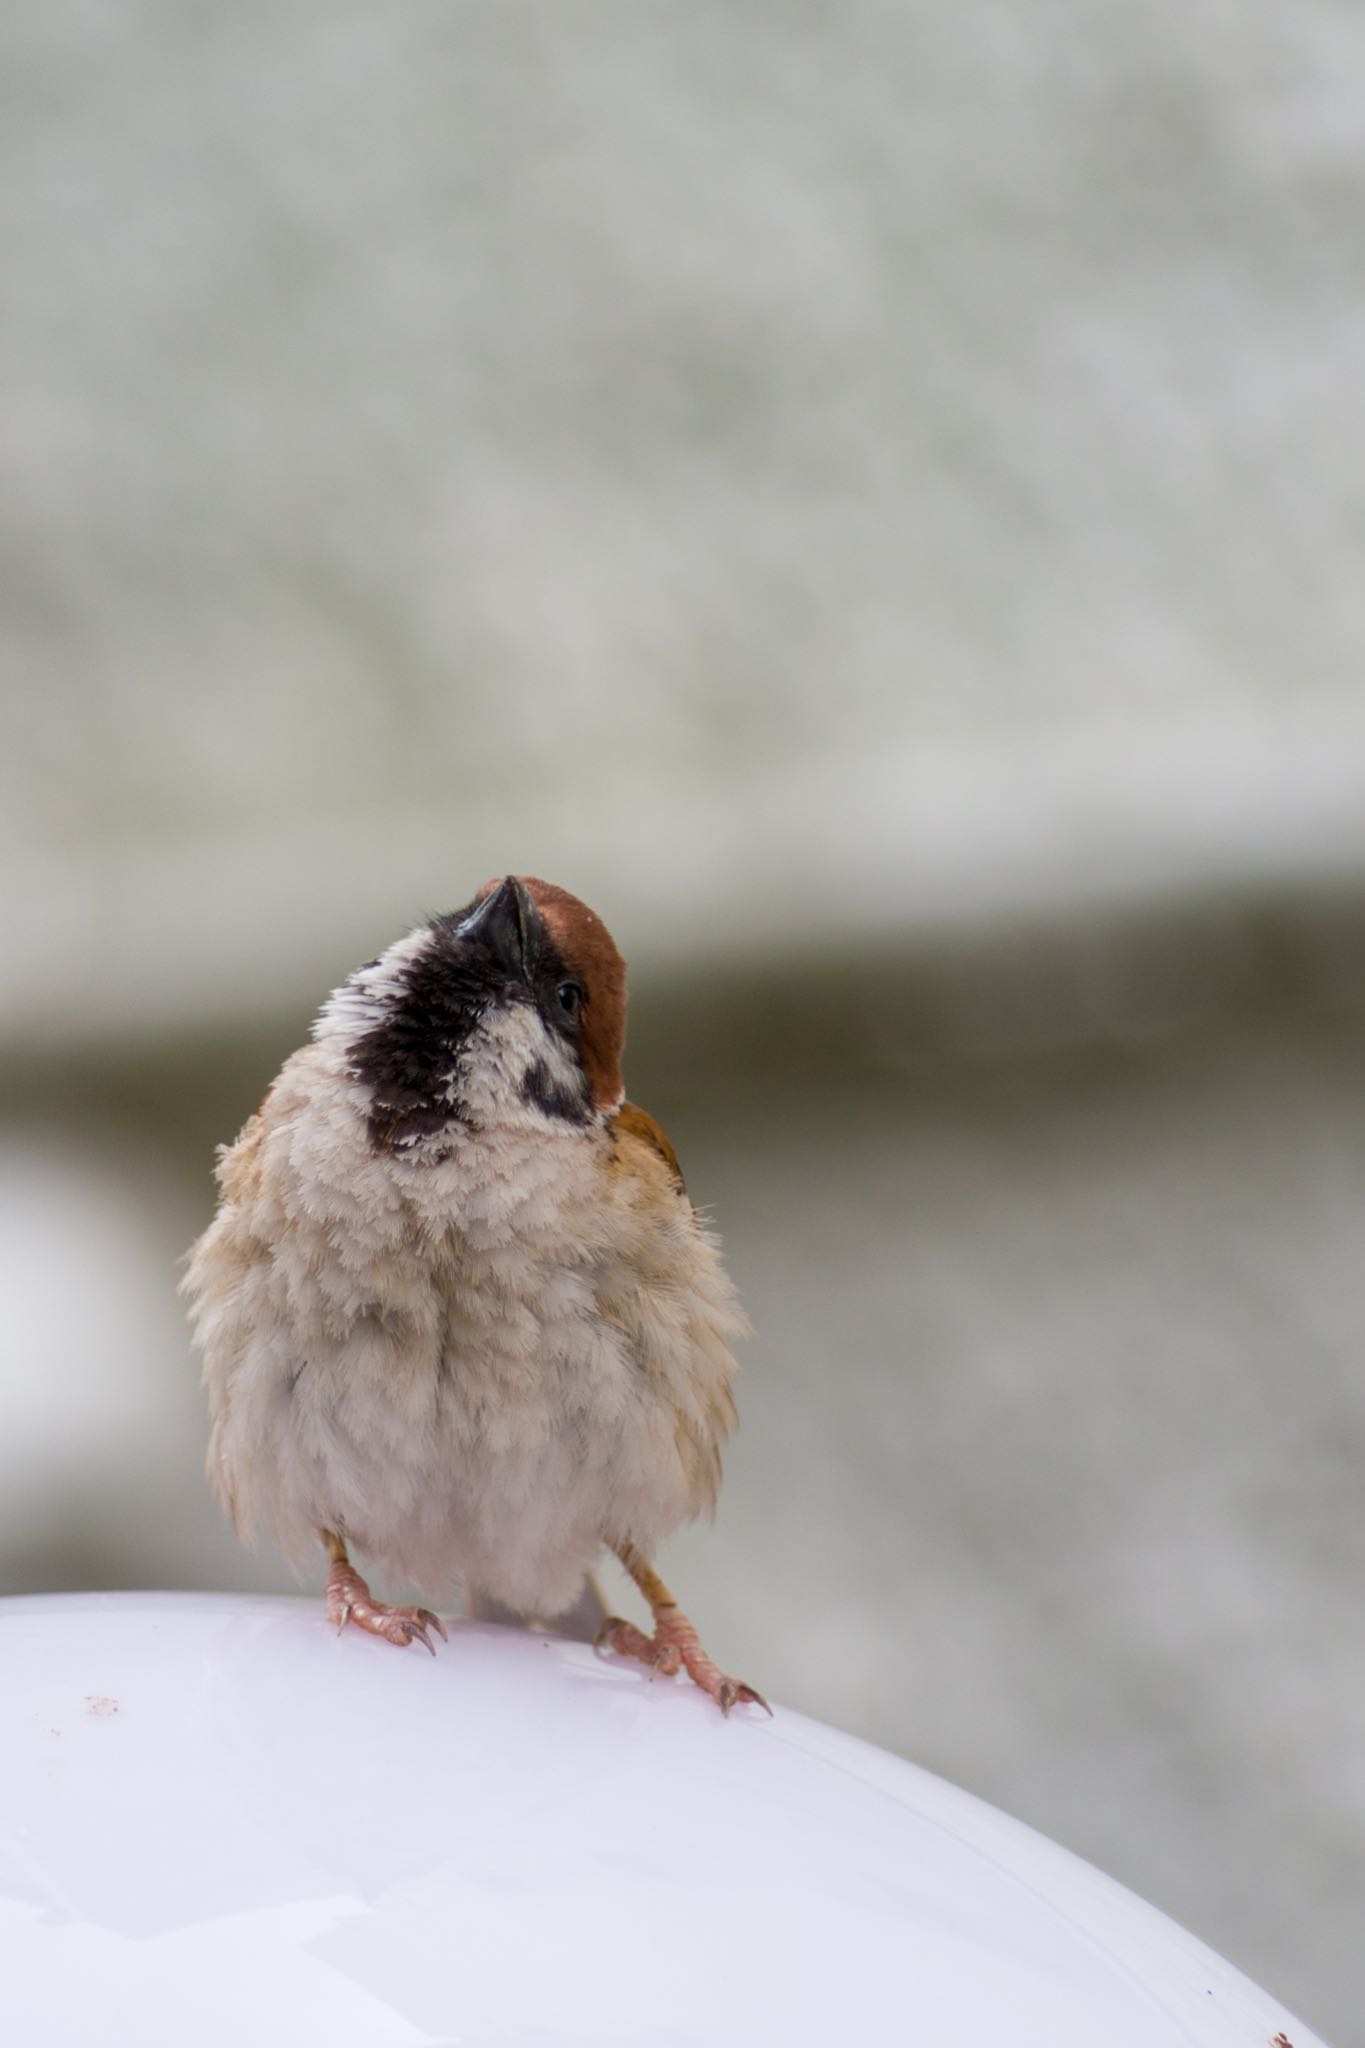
[
  {"xmin": 605, "ymin": 1098, "xmax": 740, "ymax": 1522},
  {"xmin": 609, "ymin": 1099, "xmax": 687, "ymax": 1197}
]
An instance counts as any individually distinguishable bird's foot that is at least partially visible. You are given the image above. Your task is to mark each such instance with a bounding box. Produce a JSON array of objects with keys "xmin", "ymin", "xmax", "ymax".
[
  {"xmin": 598, "ymin": 1607, "xmax": 770, "ymax": 1717},
  {"xmin": 325, "ymin": 1560, "xmax": 447, "ymax": 1655}
]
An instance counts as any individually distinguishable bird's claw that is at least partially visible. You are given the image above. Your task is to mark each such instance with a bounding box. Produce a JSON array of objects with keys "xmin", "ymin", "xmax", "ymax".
[
  {"xmin": 599, "ymin": 1608, "xmax": 769, "ymax": 1718},
  {"xmin": 378, "ymin": 1605, "xmax": 444, "ymax": 1654},
  {"xmin": 326, "ymin": 1562, "xmax": 447, "ymax": 1655},
  {"xmin": 718, "ymin": 1679, "xmax": 772, "ymax": 1718},
  {"xmin": 596, "ymin": 1615, "xmax": 652, "ymax": 1660},
  {"xmin": 374, "ymin": 1604, "xmax": 446, "ymax": 1654}
]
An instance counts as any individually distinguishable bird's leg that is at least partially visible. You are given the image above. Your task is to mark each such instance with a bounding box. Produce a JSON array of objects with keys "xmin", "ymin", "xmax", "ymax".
[
  {"xmin": 322, "ymin": 1530, "xmax": 447, "ymax": 1655},
  {"xmin": 598, "ymin": 1541, "xmax": 770, "ymax": 1717}
]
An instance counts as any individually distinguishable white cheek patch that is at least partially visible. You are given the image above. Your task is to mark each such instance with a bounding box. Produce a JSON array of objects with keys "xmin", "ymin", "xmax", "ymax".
[{"xmin": 459, "ymin": 1005, "xmax": 589, "ymax": 1129}]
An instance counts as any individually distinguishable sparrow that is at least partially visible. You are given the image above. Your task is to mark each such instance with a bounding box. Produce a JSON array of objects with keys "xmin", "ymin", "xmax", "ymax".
[{"xmin": 183, "ymin": 876, "xmax": 766, "ymax": 1715}]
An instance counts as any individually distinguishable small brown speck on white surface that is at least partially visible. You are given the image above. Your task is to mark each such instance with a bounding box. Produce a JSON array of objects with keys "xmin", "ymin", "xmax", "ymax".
[{"xmin": 84, "ymin": 1696, "xmax": 118, "ymax": 1718}]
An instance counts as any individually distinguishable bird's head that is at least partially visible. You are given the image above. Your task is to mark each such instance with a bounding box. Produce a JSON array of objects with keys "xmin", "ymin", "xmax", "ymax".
[{"xmin": 317, "ymin": 876, "xmax": 627, "ymax": 1151}]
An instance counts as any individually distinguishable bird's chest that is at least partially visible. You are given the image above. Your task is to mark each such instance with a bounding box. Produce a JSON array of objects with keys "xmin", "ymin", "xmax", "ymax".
[
  {"xmin": 273, "ymin": 1120, "xmax": 694, "ymax": 1605},
  {"xmin": 323, "ymin": 1205, "xmax": 656, "ymax": 1609},
  {"xmin": 336, "ymin": 1133, "xmax": 649, "ymax": 1458},
  {"xmin": 428, "ymin": 1239, "xmax": 636, "ymax": 1448}
]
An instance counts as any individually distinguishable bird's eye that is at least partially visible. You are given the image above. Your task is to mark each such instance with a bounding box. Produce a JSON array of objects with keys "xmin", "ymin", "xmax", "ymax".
[{"xmin": 556, "ymin": 980, "xmax": 584, "ymax": 1018}]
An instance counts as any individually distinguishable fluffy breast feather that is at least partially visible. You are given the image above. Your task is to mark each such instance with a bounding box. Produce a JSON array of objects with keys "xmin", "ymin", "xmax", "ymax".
[{"xmin": 183, "ymin": 1043, "xmax": 745, "ymax": 1615}]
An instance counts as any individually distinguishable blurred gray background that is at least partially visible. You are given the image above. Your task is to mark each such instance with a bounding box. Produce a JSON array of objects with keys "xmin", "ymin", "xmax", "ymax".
[{"xmin": 3, "ymin": 4, "xmax": 1364, "ymax": 2041}]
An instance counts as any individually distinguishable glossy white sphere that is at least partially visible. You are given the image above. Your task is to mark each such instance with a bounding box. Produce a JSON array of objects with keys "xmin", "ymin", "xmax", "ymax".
[{"xmin": 0, "ymin": 1594, "xmax": 1323, "ymax": 2047}]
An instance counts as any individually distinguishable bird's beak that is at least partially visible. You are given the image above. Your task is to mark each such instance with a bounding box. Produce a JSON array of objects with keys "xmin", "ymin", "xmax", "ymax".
[{"xmin": 459, "ymin": 875, "xmax": 538, "ymax": 977}]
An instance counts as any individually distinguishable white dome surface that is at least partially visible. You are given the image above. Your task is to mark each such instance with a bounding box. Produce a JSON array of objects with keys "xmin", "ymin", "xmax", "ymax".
[{"xmin": 0, "ymin": 1593, "xmax": 1324, "ymax": 2047}]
